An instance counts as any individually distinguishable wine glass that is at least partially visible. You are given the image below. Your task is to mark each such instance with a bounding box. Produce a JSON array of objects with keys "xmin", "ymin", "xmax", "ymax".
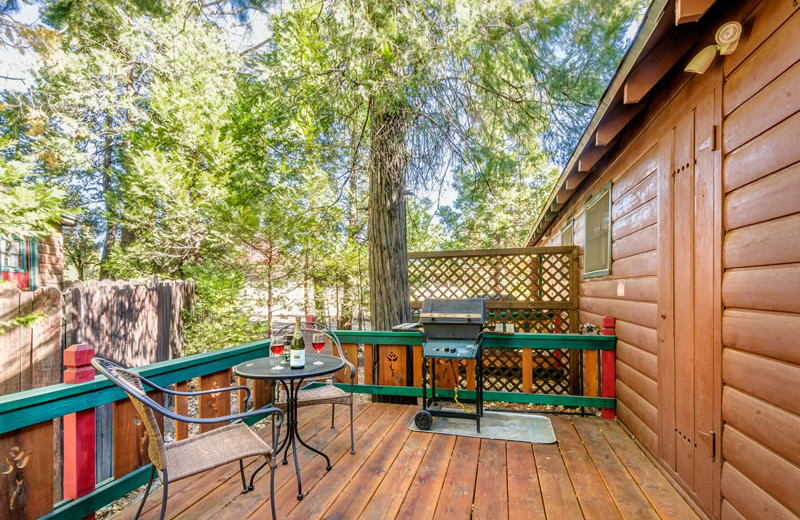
[
  {"xmin": 311, "ymin": 333, "xmax": 326, "ymax": 365},
  {"xmin": 270, "ymin": 333, "xmax": 285, "ymax": 370}
]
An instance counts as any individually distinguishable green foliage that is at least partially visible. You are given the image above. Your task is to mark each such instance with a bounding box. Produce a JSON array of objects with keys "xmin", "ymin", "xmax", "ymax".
[
  {"xmin": 182, "ymin": 260, "xmax": 262, "ymax": 354},
  {"xmin": 0, "ymin": 0, "xmax": 646, "ymax": 351},
  {"xmin": 0, "ymin": 137, "xmax": 66, "ymax": 239}
]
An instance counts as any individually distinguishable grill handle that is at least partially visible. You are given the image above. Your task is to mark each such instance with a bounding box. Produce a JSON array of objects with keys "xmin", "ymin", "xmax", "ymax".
[{"xmin": 391, "ymin": 322, "xmax": 423, "ymax": 332}]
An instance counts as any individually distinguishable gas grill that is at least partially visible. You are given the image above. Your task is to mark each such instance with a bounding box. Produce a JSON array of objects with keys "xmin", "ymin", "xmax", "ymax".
[{"xmin": 395, "ymin": 298, "xmax": 493, "ymax": 432}]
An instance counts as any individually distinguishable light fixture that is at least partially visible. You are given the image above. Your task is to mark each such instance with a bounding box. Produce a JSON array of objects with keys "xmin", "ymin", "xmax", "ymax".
[{"xmin": 684, "ymin": 21, "xmax": 743, "ymax": 74}]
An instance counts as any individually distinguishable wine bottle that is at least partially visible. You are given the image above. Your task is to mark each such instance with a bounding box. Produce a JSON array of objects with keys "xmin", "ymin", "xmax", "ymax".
[{"xmin": 290, "ymin": 317, "xmax": 305, "ymax": 369}]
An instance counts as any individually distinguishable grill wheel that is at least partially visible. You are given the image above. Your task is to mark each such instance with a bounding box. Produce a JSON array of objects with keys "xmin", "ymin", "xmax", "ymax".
[{"xmin": 414, "ymin": 410, "xmax": 433, "ymax": 430}]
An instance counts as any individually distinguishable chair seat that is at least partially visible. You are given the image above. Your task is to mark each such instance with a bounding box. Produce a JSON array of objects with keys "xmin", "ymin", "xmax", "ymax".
[
  {"xmin": 164, "ymin": 423, "xmax": 272, "ymax": 481},
  {"xmin": 277, "ymin": 384, "xmax": 351, "ymax": 408}
]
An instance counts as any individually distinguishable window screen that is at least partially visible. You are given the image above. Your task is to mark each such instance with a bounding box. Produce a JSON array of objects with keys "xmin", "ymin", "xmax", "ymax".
[
  {"xmin": 561, "ymin": 220, "xmax": 573, "ymax": 246},
  {"xmin": 584, "ymin": 185, "xmax": 611, "ymax": 277}
]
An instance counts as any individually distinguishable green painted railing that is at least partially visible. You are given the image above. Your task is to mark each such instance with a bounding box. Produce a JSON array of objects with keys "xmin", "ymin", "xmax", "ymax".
[
  {"xmin": 0, "ymin": 330, "xmax": 615, "ymax": 520},
  {"xmin": 318, "ymin": 330, "xmax": 616, "ymax": 409},
  {"xmin": 0, "ymin": 339, "xmax": 272, "ymax": 520},
  {"xmin": 0, "ymin": 339, "xmax": 273, "ymax": 435},
  {"xmin": 330, "ymin": 330, "xmax": 615, "ymax": 349}
]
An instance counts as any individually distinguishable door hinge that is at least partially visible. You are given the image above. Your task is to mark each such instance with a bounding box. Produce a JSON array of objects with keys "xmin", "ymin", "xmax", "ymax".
[{"xmin": 711, "ymin": 125, "xmax": 718, "ymax": 151}]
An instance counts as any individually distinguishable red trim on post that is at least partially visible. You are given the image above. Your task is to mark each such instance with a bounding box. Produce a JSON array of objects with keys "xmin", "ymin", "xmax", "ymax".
[
  {"xmin": 63, "ymin": 344, "xmax": 96, "ymax": 520},
  {"xmin": 600, "ymin": 316, "xmax": 616, "ymax": 419}
]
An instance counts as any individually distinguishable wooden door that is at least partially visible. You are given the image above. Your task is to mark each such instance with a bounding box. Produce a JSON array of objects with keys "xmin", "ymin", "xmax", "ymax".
[{"xmin": 669, "ymin": 89, "xmax": 716, "ymax": 511}]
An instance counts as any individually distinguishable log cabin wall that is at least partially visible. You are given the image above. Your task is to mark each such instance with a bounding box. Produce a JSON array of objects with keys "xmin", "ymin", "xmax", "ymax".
[
  {"xmin": 534, "ymin": 2, "xmax": 800, "ymax": 518},
  {"xmin": 37, "ymin": 233, "xmax": 65, "ymax": 290},
  {"xmin": 717, "ymin": 3, "xmax": 800, "ymax": 520}
]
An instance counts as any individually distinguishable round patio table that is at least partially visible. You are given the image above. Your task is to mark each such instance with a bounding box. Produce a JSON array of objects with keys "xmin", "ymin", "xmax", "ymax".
[{"xmin": 234, "ymin": 354, "xmax": 344, "ymax": 500}]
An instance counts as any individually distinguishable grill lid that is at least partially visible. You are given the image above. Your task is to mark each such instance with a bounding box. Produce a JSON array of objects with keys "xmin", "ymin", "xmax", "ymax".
[
  {"xmin": 419, "ymin": 298, "xmax": 486, "ymax": 341},
  {"xmin": 419, "ymin": 298, "xmax": 486, "ymax": 325}
]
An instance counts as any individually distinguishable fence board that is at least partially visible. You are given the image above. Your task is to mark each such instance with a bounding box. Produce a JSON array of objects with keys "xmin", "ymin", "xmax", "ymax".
[
  {"xmin": 95, "ymin": 404, "xmax": 113, "ymax": 483},
  {"xmin": 113, "ymin": 393, "xmax": 164, "ymax": 478},
  {"xmin": 0, "ymin": 421, "xmax": 54, "ymax": 519},
  {"xmin": 199, "ymin": 370, "xmax": 232, "ymax": 433},
  {"xmin": 377, "ymin": 346, "xmax": 407, "ymax": 387},
  {"xmin": 0, "ymin": 285, "xmax": 22, "ymax": 395}
]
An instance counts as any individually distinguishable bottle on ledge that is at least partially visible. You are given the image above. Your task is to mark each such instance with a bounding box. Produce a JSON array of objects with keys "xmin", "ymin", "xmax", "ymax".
[{"xmin": 290, "ymin": 316, "xmax": 305, "ymax": 369}]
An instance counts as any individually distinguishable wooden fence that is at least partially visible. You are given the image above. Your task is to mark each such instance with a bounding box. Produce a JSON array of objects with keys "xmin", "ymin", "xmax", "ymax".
[
  {"xmin": 65, "ymin": 278, "xmax": 195, "ymax": 367},
  {"xmin": 1, "ymin": 278, "xmax": 195, "ymax": 494},
  {"xmin": 0, "ymin": 286, "xmax": 62, "ymax": 396}
]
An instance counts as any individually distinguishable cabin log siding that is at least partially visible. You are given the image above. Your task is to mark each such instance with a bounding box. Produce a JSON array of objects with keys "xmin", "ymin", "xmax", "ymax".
[
  {"xmin": 533, "ymin": 2, "xmax": 800, "ymax": 517},
  {"xmin": 37, "ymin": 233, "xmax": 64, "ymax": 290},
  {"xmin": 541, "ymin": 133, "xmax": 662, "ymax": 446}
]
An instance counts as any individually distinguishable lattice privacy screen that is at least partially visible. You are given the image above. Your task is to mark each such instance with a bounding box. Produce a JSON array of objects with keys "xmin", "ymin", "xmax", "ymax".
[{"xmin": 409, "ymin": 246, "xmax": 580, "ymax": 395}]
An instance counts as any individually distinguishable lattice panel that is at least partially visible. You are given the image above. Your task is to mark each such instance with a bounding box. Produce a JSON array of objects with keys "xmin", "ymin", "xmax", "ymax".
[
  {"xmin": 421, "ymin": 348, "xmax": 574, "ymax": 395},
  {"xmin": 531, "ymin": 349, "xmax": 573, "ymax": 394},
  {"xmin": 408, "ymin": 248, "xmax": 576, "ymax": 304},
  {"xmin": 482, "ymin": 348, "xmax": 523, "ymax": 392},
  {"xmin": 485, "ymin": 308, "xmax": 571, "ymax": 333},
  {"xmin": 410, "ymin": 247, "xmax": 579, "ymax": 397}
]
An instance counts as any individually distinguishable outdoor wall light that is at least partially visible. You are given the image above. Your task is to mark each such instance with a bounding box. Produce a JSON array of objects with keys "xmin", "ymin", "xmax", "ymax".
[{"xmin": 684, "ymin": 21, "xmax": 743, "ymax": 74}]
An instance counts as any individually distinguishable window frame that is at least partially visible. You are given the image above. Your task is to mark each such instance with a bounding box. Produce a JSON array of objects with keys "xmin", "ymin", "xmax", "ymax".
[
  {"xmin": 560, "ymin": 218, "xmax": 574, "ymax": 246},
  {"xmin": 582, "ymin": 182, "xmax": 612, "ymax": 279},
  {"xmin": 0, "ymin": 237, "xmax": 27, "ymax": 273}
]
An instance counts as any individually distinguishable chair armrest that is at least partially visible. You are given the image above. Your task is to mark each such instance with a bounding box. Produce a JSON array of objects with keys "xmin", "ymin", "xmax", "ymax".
[
  {"xmin": 124, "ymin": 386, "xmax": 283, "ymax": 428},
  {"xmin": 343, "ymin": 359, "xmax": 356, "ymax": 381},
  {"xmin": 138, "ymin": 374, "xmax": 252, "ymax": 403}
]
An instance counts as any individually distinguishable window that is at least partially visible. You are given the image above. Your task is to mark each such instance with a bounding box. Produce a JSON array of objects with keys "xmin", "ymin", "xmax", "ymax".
[
  {"xmin": 583, "ymin": 183, "xmax": 611, "ymax": 278},
  {"xmin": 1, "ymin": 237, "xmax": 27, "ymax": 272},
  {"xmin": 561, "ymin": 219, "xmax": 574, "ymax": 246}
]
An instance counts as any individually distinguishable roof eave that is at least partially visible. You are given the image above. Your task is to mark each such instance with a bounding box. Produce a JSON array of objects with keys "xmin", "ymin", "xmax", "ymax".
[{"xmin": 525, "ymin": 0, "xmax": 670, "ymax": 246}]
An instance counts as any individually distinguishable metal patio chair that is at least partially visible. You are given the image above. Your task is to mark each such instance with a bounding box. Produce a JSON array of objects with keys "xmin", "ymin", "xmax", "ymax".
[
  {"xmin": 92, "ymin": 358, "xmax": 284, "ymax": 520},
  {"xmin": 273, "ymin": 321, "xmax": 356, "ymax": 458}
]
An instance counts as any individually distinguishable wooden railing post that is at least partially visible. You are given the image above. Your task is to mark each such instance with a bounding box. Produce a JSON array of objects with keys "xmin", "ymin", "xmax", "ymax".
[
  {"xmin": 63, "ymin": 344, "xmax": 96, "ymax": 520},
  {"xmin": 600, "ymin": 316, "xmax": 616, "ymax": 419}
]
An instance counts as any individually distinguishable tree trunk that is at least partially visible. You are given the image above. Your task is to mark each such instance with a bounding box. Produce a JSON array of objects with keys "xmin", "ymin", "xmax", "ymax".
[
  {"xmin": 99, "ymin": 114, "xmax": 116, "ymax": 280},
  {"xmin": 367, "ymin": 101, "xmax": 414, "ymax": 404},
  {"xmin": 368, "ymin": 100, "xmax": 411, "ymax": 331},
  {"xmin": 340, "ymin": 116, "xmax": 366, "ymax": 331}
]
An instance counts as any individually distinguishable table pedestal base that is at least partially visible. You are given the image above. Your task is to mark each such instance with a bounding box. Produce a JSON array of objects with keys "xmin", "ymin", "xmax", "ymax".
[{"xmin": 247, "ymin": 377, "xmax": 332, "ymax": 500}]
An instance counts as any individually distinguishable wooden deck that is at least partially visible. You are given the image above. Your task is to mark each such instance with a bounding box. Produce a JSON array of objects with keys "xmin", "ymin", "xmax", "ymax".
[{"xmin": 112, "ymin": 402, "xmax": 699, "ymax": 520}]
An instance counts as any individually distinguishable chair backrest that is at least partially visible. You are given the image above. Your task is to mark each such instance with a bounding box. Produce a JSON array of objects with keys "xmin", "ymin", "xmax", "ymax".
[{"xmin": 92, "ymin": 358, "xmax": 167, "ymax": 471}]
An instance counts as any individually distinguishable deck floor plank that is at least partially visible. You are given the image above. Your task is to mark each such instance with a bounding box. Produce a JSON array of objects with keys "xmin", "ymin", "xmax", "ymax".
[
  {"xmin": 285, "ymin": 405, "xmax": 415, "ymax": 519},
  {"xmin": 533, "ymin": 439, "xmax": 585, "ymax": 519},
  {"xmin": 572, "ymin": 418, "xmax": 660, "ymax": 520},
  {"xmin": 250, "ymin": 402, "xmax": 392, "ymax": 519},
  {"xmin": 111, "ymin": 409, "xmax": 702, "ymax": 520},
  {"xmin": 356, "ymin": 430, "xmax": 433, "ymax": 520},
  {"xmin": 322, "ymin": 407, "xmax": 417, "ymax": 520},
  {"xmin": 597, "ymin": 419, "xmax": 701, "ymax": 520},
  {"xmin": 506, "ymin": 441, "xmax": 546, "ymax": 520},
  {"xmin": 551, "ymin": 417, "xmax": 623, "ymax": 520},
  {"xmin": 473, "ymin": 438, "xmax": 509, "ymax": 520},
  {"xmin": 433, "ymin": 436, "xmax": 481, "ymax": 520},
  {"xmin": 393, "ymin": 432, "xmax": 457, "ymax": 520}
]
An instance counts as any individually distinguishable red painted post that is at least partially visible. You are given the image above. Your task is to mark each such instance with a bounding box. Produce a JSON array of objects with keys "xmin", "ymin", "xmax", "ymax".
[
  {"xmin": 600, "ymin": 316, "xmax": 616, "ymax": 419},
  {"xmin": 63, "ymin": 344, "xmax": 96, "ymax": 520}
]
